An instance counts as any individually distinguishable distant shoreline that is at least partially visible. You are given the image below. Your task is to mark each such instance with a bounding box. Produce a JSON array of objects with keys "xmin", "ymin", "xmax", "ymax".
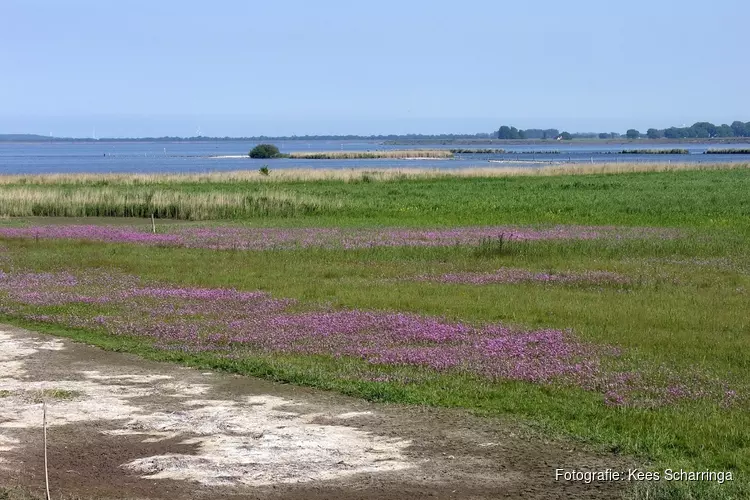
[{"xmin": 1, "ymin": 137, "xmax": 749, "ymax": 146}]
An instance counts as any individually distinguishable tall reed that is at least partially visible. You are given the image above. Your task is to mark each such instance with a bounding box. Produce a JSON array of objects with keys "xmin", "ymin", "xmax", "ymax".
[{"xmin": 0, "ymin": 187, "xmax": 342, "ymax": 220}]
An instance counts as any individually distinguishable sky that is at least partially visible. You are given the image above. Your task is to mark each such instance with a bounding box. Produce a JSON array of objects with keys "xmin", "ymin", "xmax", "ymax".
[{"xmin": 1, "ymin": 0, "xmax": 748, "ymax": 137}]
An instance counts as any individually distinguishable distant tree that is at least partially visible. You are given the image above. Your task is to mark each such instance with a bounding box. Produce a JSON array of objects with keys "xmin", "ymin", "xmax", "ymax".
[
  {"xmin": 497, "ymin": 126, "xmax": 512, "ymax": 139},
  {"xmin": 523, "ymin": 128, "xmax": 558, "ymax": 139},
  {"xmin": 690, "ymin": 122, "xmax": 717, "ymax": 138},
  {"xmin": 626, "ymin": 129, "xmax": 640, "ymax": 139},
  {"xmin": 559, "ymin": 131, "xmax": 573, "ymax": 140},
  {"xmin": 496, "ymin": 126, "xmax": 524, "ymax": 139},
  {"xmin": 249, "ymin": 144, "xmax": 282, "ymax": 158},
  {"xmin": 731, "ymin": 121, "xmax": 747, "ymax": 137},
  {"xmin": 716, "ymin": 124, "xmax": 735, "ymax": 138},
  {"xmin": 646, "ymin": 128, "xmax": 662, "ymax": 139},
  {"xmin": 663, "ymin": 127, "xmax": 680, "ymax": 139},
  {"xmin": 598, "ymin": 133, "xmax": 610, "ymax": 139}
]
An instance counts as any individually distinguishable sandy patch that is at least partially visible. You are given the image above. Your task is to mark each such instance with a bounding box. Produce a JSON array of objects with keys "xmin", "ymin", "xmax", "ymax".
[
  {"xmin": 0, "ymin": 331, "xmax": 64, "ymax": 377},
  {"xmin": 122, "ymin": 396, "xmax": 410, "ymax": 486},
  {"xmin": 0, "ymin": 328, "xmax": 412, "ymax": 487}
]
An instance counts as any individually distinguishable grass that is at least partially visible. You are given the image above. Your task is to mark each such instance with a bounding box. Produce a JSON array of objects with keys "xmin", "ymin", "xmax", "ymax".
[
  {"xmin": 1, "ymin": 166, "xmax": 749, "ymax": 497},
  {"xmin": 287, "ymin": 149, "xmax": 454, "ymax": 159},
  {"xmin": 28, "ymin": 388, "xmax": 82, "ymax": 402}
]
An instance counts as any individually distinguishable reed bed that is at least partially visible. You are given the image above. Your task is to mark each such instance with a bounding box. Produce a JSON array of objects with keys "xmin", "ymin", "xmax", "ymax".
[
  {"xmin": 287, "ymin": 150, "xmax": 454, "ymax": 159},
  {"xmin": 705, "ymin": 149, "xmax": 750, "ymax": 154},
  {"xmin": 620, "ymin": 149, "xmax": 689, "ymax": 154},
  {"xmin": 0, "ymin": 162, "xmax": 746, "ymax": 187},
  {"xmin": 0, "ymin": 187, "xmax": 341, "ymax": 220}
]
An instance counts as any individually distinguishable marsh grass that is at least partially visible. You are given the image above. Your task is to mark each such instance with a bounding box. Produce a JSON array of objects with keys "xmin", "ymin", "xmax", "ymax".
[
  {"xmin": 0, "ymin": 187, "xmax": 343, "ymax": 220},
  {"xmin": 0, "ymin": 162, "xmax": 746, "ymax": 188},
  {"xmin": 620, "ymin": 149, "xmax": 689, "ymax": 154},
  {"xmin": 288, "ymin": 149, "xmax": 454, "ymax": 159},
  {"xmin": 705, "ymin": 149, "xmax": 750, "ymax": 155}
]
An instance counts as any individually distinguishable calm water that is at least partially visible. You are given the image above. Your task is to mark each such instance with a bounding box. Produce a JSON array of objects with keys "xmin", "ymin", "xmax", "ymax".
[{"xmin": 0, "ymin": 140, "xmax": 748, "ymax": 175}]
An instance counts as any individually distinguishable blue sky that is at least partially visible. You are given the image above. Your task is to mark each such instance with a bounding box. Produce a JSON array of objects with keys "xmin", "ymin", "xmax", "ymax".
[{"xmin": 1, "ymin": 0, "xmax": 747, "ymax": 137}]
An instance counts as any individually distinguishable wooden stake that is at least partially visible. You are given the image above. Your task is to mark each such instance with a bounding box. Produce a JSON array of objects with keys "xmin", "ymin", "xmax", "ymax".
[
  {"xmin": 43, "ymin": 401, "xmax": 51, "ymax": 500},
  {"xmin": 151, "ymin": 214, "xmax": 156, "ymax": 234}
]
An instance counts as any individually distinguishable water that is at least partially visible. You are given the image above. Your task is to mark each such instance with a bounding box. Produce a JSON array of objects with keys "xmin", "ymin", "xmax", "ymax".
[{"xmin": 0, "ymin": 140, "xmax": 748, "ymax": 175}]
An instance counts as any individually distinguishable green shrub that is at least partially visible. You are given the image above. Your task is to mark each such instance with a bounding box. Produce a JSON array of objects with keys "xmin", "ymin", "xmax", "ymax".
[{"xmin": 249, "ymin": 144, "xmax": 282, "ymax": 159}]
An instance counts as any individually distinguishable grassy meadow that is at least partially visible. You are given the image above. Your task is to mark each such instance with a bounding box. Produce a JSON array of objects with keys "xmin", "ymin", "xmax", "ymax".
[{"xmin": 1, "ymin": 163, "xmax": 749, "ymax": 498}]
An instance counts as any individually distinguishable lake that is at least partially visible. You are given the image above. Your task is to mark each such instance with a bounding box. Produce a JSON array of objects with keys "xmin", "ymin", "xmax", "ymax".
[{"xmin": 0, "ymin": 140, "xmax": 748, "ymax": 175}]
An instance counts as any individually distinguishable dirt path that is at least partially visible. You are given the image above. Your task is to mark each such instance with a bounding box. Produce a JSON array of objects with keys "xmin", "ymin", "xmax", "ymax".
[{"xmin": 0, "ymin": 325, "xmax": 629, "ymax": 499}]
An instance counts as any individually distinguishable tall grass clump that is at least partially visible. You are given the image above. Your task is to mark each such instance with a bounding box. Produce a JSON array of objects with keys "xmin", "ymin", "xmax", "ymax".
[{"xmin": 471, "ymin": 235, "xmax": 515, "ymax": 257}]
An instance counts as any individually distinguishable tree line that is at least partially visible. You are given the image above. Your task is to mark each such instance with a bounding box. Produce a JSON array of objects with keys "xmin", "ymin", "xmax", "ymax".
[
  {"xmin": 636, "ymin": 122, "xmax": 750, "ymax": 139},
  {"xmin": 496, "ymin": 121, "xmax": 750, "ymax": 140}
]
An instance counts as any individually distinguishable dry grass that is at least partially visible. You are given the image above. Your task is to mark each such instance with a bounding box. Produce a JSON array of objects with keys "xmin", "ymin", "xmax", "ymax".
[
  {"xmin": 0, "ymin": 162, "xmax": 745, "ymax": 187},
  {"xmin": 287, "ymin": 149, "xmax": 454, "ymax": 159}
]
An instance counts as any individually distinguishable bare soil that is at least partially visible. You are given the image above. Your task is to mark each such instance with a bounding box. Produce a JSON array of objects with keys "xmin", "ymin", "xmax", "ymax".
[{"xmin": 0, "ymin": 325, "xmax": 631, "ymax": 499}]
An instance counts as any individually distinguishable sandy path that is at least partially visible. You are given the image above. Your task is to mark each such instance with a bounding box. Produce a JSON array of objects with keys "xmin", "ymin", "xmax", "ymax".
[{"xmin": 0, "ymin": 325, "xmax": 628, "ymax": 499}]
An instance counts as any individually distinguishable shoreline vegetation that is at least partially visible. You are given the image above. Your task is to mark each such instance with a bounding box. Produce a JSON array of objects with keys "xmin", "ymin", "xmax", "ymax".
[
  {"xmin": 0, "ymin": 162, "xmax": 745, "ymax": 187},
  {"xmin": 287, "ymin": 150, "xmax": 454, "ymax": 159},
  {"xmin": 620, "ymin": 149, "xmax": 689, "ymax": 154},
  {"xmin": 705, "ymin": 148, "xmax": 750, "ymax": 154}
]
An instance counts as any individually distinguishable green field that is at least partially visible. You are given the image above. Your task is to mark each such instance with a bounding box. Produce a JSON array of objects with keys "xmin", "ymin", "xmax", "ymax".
[{"xmin": 1, "ymin": 165, "xmax": 749, "ymax": 498}]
